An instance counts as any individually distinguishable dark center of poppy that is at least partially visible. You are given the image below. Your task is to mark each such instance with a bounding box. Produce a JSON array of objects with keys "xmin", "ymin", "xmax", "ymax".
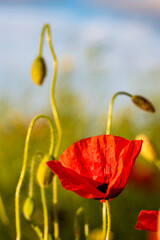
[{"xmin": 96, "ymin": 183, "xmax": 108, "ymax": 194}]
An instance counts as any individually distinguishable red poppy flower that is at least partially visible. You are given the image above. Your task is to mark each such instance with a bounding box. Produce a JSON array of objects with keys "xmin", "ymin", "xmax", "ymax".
[
  {"xmin": 47, "ymin": 135, "xmax": 142, "ymax": 200},
  {"xmin": 135, "ymin": 210, "xmax": 159, "ymax": 232}
]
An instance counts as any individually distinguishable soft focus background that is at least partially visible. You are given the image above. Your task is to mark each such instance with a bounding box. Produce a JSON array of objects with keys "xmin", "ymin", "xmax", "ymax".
[{"xmin": 0, "ymin": 0, "xmax": 160, "ymax": 239}]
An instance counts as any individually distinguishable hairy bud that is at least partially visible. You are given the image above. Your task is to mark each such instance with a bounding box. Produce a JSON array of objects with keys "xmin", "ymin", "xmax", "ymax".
[
  {"xmin": 37, "ymin": 155, "xmax": 54, "ymax": 187},
  {"xmin": 132, "ymin": 95, "xmax": 155, "ymax": 113},
  {"xmin": 23, "ymin": 196, "xmax": 35, "ymax": 221},
  {"xmin": 31, "ymin": 56, "xmax": 46, "ymax": 85},
  {"xmin": 135, "ymin": 134, "xmax": 157, "ymax": 162}
]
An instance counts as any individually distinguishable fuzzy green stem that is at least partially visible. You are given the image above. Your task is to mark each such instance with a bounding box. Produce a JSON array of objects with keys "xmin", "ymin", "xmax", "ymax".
[
  {"xmin": 102, "ymin": 202, "xmax": 107, "ymax": 240},
  {"xmin": 102, "ymin": 201, "xmax": 111, "ymax": 240},
  {"xmin": 31, "ymin": 224, "xmax": 44, "ymax": 240},
  {"xmin": 38, "ymin": 23, "xmax": 62, "ymax": 240},
  {"xmin": 15, "ymin": 114, "xmax": 54, "ymax": 240},
  {"xmin": 53, "ymin": 175, "xmax": 59, "ymax": 239},
  {"xmin": 106, "ymin": 201, "xmax": 111, "ymax": 240},
  {"xmin": 104, "ymin": 91, "xmax": 132, "ymax": 240},
  {"xmin": 106, "ymin": 92, "xmax": 132, "ymax": 135},
  {"xmin": 38, "ymin": 23, "xmax": 62, "ymax": 159},
  {"xmin": 41, "ymin": 187, "xmax": 48, "ymax": 240},
  {"xmin": 28, "ymin": 155, "xmax": 36, "ymax": 198}
]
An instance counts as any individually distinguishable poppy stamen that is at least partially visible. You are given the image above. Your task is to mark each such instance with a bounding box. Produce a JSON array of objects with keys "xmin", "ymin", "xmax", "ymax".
[{"xmin": 96, "ymin": 183, "xmax": 108, "ymax": 194}]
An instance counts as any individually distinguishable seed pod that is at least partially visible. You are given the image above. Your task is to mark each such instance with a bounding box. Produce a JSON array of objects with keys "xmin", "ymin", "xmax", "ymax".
[
  {"xmin": 131, "ymin": 95, "xmax": 155, "ymax": 113},
  {"xmin": 135, "ymin": 134, "xmax": 157, "ymax": 162},
  {"xmin": 37, "ymin": 155, "xmax": 54, "ymax": 187},
  {"xmin": 31, "ymin": 56, "xmax": 46, "ymax": 85},
  {"xmin": 23, "ymin": 196, "xmax": 35, "ymax": 221}
]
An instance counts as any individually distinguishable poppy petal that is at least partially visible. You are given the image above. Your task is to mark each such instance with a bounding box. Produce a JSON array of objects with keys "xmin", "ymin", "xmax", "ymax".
[
  {"xmin": 47, "ymin": 160, "xmax": 106, "ymax": 199},
  {"xmin": 106, "ymin": 139, "xmax": 142, "ymax": 199},
  {"xmin": 59, "ymin": 135, "xmax": 131, "ymax": 183},
  {"xmin": 135, "ymin": 210, "xmax": 159, "ymax": 232}
]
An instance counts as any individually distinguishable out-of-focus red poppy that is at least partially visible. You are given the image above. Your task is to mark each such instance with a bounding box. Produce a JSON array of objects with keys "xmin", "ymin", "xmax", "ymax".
[
  {"xmin": 47, "ymin": 135, "xmax": 142, "ymax": 200},
  {"xmin": 128, "ymin": 163, "xmax": 159, "ymax": 192},
  {"xmin": 135, "ymin": 210, "xmax": 159, "ymax": 232},
  {"xmin": 146, "ymin": 231, "xmax": 159, "ymax": 240}
]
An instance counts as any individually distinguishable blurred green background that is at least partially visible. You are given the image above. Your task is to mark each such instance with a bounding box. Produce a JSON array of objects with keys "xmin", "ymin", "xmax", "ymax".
[{"xmin": 0, "ymin": 0, "xmax": 160, "ymax": 239}]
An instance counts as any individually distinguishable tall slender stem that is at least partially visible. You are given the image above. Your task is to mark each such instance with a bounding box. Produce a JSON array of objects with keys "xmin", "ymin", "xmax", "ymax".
[
  {"xmin": 28, "ymin": 154, "xmax": 36, "ymax": 198},
  {"xmin": 38, "ymin": 24, "xmax": 62, "ymax": 239},
  {"xmin": 53, "ymin": 175, "xmax": 59, "ymax": 239},
  {"xmin": 15, "ymin": 114, "xmax": 54, "ymax": 240},
  {"xmin": 41, "ymin": 187, "xmax": 48, "ymax": 240},
  {"xmin": 106, "ymin": 92, "xmax": 132, "ymax": 135},
  {"xmin": 103, "ymin": 91, "xmax": 132, "ymax": 240},
  {"xmin": 106, "ymin": 201, "xmax": 111, "ymax": 240},
  {"xmin": 38, "ymin": 24, "xmax": 62, "ymax": 158},
  {"xmin": 102, "ymin": 202, "xmax": 107, "ymax": 240}
]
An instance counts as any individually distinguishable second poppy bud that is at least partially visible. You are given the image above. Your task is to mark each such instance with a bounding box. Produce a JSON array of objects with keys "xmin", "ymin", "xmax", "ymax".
[
  {"xmin": 31, "ymin": 56, "xmax": 46, "ymax": 85},
  {"xmin": 37, "ymin": 154, "xmax": 54, "ymax": 188}
]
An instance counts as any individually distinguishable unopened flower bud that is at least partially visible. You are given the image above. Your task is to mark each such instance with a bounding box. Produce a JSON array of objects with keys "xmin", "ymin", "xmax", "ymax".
[
  {"xmin": 135, "ymin": 134, "xmax": 157, "ymax": 162},
  {"xmin": 37, "ymin": 155, "xmax": 54, "ymax": 187},
  {"xmin": 31, "ymin": 56, "xmax": 46, "ymax": 85},
  {"xmin": 131, "ymin": 95, "xmax": 155, "ymax": 113},
  {"xmin": 23, "ymin": 196, "xmax": 35, "ymax": 221}
]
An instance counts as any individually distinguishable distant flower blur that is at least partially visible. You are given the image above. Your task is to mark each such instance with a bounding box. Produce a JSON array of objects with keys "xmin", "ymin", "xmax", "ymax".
[{"xmin": 135, "ymin": 210, "xmax": 159, "ymax": 232}]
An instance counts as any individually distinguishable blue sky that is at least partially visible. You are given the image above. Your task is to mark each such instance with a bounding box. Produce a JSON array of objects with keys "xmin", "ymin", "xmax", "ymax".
[{"xmin": 0, "ymin": 1, "xmax": 159, "ymax": 122}]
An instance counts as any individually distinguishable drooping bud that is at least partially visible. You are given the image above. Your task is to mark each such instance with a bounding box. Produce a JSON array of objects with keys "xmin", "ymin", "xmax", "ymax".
[
  {"xmin": 135, "ymin": 134, "xmax": 157, "ymax": 162},
  {"xmin": 131, "ymin": 95, "xmax": 155, "ymax": 113},
  {"xmin": 36, "ymin": 155, "xmax": 54, "ymax": 187},
  {"xmin": 23, "ymin": 196, "xmax": 35, "ymax": 221},
  {"xmin": 31, "ymin": 56, "xmax": 46, "ymax": 85}
]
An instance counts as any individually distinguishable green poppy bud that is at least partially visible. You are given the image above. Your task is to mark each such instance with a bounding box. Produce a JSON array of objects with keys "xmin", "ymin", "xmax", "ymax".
[
  {"xmin": 131, "ymin": 95, "xmax": 155, "ymax": 113},
  {"xmin": 135, "ymin": 134, "xmax": 157, "ymax": 162},
  {"xmin": 37, "ymin": 155, "xmax": 54, "ymax": 187},
  {"xmin": 31, "ymin": 56, "xmax": 46, "ymax": 85},
  {"xmin": 23, "ymin": 196, "xmax": 35, "ymax": 221}
]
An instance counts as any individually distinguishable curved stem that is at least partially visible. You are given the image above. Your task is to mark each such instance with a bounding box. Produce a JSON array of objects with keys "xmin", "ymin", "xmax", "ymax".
[
  {"xmin": 106, "ymin": 201, "xmax": 111, "ymax": 240},
  {"xmin": 103, "ymin": 92, "xmax": 132, "ymax": 240},
  {"xmin": 15, "ymin": 114, "xmax": 54, "ymax": 240},
  {"xmin": 38, "ymin": 23, "xmax": 62, "ymax": 159},
  {"xmin": 38, "ymin": 23, "xmax": 62, "ymax": 240},
  {"xmin": 41, "ymin": 187, "xmax": 48, "ymax": 240},
  {"xmin": 28, "ymin": 152, "xmax": 43, "ymax": 198},
  {"xmin": 106, "ymin": 92, "xmax": 132, "ymax": 135}
]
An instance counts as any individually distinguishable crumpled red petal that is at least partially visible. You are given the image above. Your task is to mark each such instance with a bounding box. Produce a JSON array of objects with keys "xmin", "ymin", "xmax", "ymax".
[
  {"xmin": 46, "ymin": 160, "xmax": 106, "ymax": 199},
  {"xmin": 59, "ymin": 135, "xmax": 136, "ymax": 182},
  {"xmin": 135, "ymin": 210, "xmax": 159, "ymax": 232},
  {"xmin": 47, "ymin": 135, "xmax": 142, "ymax": 200},
  {"xmin": 106, "ymin": 139, "xmax": 142, "ymax": 199}
]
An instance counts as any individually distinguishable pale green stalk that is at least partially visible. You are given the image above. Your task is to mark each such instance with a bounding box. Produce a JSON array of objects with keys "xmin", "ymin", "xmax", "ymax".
[
  {"xmin": 15, "ymin": 114, "xmax": 54, "ymax": 240},
  {"xmin": 41, "ymin": 187, "xmax": 49, "ymax": 240},
  {"xmin": 104, "ymin": 91, "xmax": 132, "ymax": 240},
  {"xmin": 38, "ymin": 23, "xmax": 62, "ymax": 240},
  {"xmin": 106, "ymin": 92, "xmax": 132, "ymax": 135}
]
